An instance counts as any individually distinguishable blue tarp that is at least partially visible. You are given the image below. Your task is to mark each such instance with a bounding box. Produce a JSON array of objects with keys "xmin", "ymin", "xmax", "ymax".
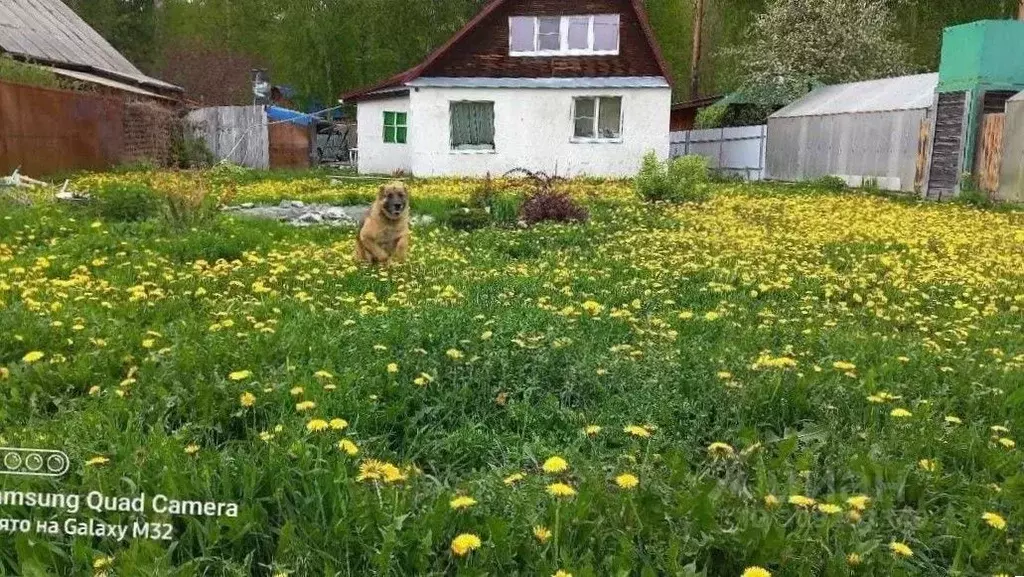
[{"xmin": 266, "ymin": 106, "xmax": 316, "ymax": 127}]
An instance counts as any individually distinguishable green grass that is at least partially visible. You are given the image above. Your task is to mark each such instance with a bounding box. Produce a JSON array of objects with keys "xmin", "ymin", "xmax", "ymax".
[{"xmin": 0, "ymin": 172, "xmax": 1022, "ymax": 576}]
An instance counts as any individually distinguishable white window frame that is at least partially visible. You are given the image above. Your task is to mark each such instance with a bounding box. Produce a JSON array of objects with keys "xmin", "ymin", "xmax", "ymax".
[
  {"xmin": 571, "ymin": 96, "xmax": 623, "ymax": 143},
  {"xmin": 509, "ymin": 14, "xmax": 620, "ymax": 57}
]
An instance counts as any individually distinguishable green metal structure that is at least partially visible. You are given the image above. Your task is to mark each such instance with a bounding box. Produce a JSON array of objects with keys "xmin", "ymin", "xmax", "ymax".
[{"xmin": 935, "ymin": 20, "xmax": 1024, "ymax": 180}]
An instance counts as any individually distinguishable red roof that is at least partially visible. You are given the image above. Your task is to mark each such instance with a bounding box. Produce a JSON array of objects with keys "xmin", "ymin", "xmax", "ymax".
[{"xmin": 341, "ymin": 0, "xmax": 673, "ymax": 103}]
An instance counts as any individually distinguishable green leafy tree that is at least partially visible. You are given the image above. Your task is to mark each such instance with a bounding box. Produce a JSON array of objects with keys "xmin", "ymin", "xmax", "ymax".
[{"xmin": 732, "ymin": 0, "xmax": 914, "ymax": 104}]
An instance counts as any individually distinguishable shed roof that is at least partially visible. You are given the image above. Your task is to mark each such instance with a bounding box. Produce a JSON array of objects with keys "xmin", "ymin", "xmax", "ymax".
[
  {"xmin": 770, "ymin": 73, "xmax": 938, "ymax": 119},
  {"xmin": 0, "ymin": 0, "xmax": 180, "ymax": 93},
  {"xmin": 1011, "ymin": 89, "xmax": 1024, "ymax": 102}
]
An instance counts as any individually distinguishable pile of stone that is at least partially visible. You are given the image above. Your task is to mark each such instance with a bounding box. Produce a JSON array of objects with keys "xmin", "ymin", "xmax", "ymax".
[{"xmin": 223, "ymin": 200, "xmax": 434, "ymax": 228}]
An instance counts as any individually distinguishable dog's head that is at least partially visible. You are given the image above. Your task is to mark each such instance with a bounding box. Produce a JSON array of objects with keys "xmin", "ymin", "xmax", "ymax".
[{"xmin": 377, "ymin": 181, "xmax": 409, "ymax": 220}]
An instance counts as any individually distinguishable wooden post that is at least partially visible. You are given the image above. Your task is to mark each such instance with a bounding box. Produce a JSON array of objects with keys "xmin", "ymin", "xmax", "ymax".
[
  {"xmin": 690, "ymin": 0, "xmax": 705, "ymax": 99},
  {"xmin": 1019, "ymin": 0, "xmax": 1024, "ymax": 20}
]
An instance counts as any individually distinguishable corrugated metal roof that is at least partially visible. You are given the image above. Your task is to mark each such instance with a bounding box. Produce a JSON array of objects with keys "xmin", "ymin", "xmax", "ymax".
[
  {"xmin": 0, "ymin": 0, "xmax": 180, "ymax": 92},
  {"xmin": 770, "ymin": 73, "xmax": 938, "ymax": 119},
  {"xmin": 406, "ymin": 76, "xmax": 670, "ymax": 89}
]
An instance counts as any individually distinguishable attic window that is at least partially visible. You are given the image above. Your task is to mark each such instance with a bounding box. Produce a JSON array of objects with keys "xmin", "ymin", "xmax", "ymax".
[{"xmin": 509, "ymin": 15, "xmax": 620, "ymax": 56}]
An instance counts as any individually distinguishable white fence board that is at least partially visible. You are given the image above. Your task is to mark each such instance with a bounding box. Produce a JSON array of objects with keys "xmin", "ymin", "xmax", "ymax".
[
  {"xmin": 185, "ymin": 106, "xmax": 269, "ymax": 169},
  {"xmin": 670, "ymin": 125, "xmax": 767, "ymax": 180}
]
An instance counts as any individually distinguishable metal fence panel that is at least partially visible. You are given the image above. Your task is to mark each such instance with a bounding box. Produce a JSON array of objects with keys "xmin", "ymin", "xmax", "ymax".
[
  {"xmin": 998, "ymin": 96, "xmax": 1024, "ymax": 202},
  {"xmin": 0, "ymin": 80, "xmax": 124, "ymax": 176},
  {"xmin": 670, "ymin": 125, "xmax": 767, "ymax": 180}
]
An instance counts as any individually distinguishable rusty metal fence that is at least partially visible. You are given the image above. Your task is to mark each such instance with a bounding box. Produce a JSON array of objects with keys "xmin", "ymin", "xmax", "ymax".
[{"xmin": 0, "ymin": 80, "xmax": 125, "ymax": 176}]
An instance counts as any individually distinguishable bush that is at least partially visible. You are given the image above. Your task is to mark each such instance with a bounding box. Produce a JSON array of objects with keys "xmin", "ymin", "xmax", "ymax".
[
  {"xmin": 810, "ymin": 175, "xmax": 848, "ymax": 191},
  {"xmin": 445, "ymin": 207, "xmax": 492, "ymax": 231},
  {"xmin": 520, "ymin": 191, "xmax": 589, "ymax": 225},
  {"xmin": 170, "ymin": 120, "xmax": 215, "ymax": 169},
  {"xmin": 634, "ymin": 152, "xmax": 711, "ymax": 203},
  {"xmin": 158, "ymin": 174, "xmax": 223, "ymax": 229},
  {"xmin": 93, "ymin": 183, "xmax": 161, "ymax": 222}
]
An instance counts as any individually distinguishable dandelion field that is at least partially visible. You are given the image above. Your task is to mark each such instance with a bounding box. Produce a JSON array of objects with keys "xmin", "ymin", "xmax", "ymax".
[{"xmin": 1, "ymin": 171, "xmax": 1023, "ymax": 576}]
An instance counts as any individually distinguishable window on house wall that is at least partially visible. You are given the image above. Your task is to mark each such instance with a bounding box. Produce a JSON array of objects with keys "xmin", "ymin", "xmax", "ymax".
[
  {"xmin": 450, "ymin": 101, "xmax": 495, "ymax": 151},
  {"xmin": 573, "ymin": 96, "xmax": 622, "ymax": 140},
  {"xmin": 508, "ymin": 15, "xmax": 620, "ymax": 56},
  {"xmin": 383, "ymin": 111, "xmax": 407, "ymax": 144}
]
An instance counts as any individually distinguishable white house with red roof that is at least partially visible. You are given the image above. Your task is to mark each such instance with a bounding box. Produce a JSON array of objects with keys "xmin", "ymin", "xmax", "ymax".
[{"xmin": 342, "ymin": 0, "xmax": 673, "ymax": 177}]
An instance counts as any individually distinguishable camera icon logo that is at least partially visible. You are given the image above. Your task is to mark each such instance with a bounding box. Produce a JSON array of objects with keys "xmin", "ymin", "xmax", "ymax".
[{"xmin": 0, "ymin": 448, "xmax": 70, "ymax": 478}]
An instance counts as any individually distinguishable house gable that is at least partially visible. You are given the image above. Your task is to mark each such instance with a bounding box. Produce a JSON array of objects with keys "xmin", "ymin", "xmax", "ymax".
[
  {"xmin": 342, "ymin": 0, "xmax": 671, "ymax": 102},
  {"xmin": 421, "ymin": 0, "xmax": 665, "ymax": 79}
]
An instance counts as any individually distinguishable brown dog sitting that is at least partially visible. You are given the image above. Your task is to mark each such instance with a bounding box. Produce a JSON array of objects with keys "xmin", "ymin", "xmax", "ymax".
[{"xmin": 354, "ymin": 181, "xmax": 410, "ymax": 265}]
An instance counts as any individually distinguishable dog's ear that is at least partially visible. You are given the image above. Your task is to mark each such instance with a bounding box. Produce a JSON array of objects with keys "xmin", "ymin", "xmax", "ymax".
[{"xmin": 377, "ymin": 185, "xmax": 388, "ymax": 200}]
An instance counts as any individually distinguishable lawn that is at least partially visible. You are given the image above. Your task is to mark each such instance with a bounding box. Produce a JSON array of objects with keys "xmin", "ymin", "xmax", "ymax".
[{"xmin": 0, "ymin": 170, "xmax": 1022, "ymax": 577}]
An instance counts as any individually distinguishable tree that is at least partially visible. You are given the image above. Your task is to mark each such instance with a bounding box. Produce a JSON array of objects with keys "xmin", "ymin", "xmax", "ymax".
[{"xmin": 732, "ymin": 0, "xmax": 913, "ymax": 104}]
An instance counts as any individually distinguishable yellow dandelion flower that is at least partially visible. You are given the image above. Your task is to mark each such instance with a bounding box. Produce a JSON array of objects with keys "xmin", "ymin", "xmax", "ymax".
[
  {"xmin": 480, "ymin": 330, "xmax": 493, "ymax": 340},
  {"xmin": 997, "ymin": 437, "xmax": 1015, "ymax": 449},
  {"xmin": 547, "ymin": 482, "xmax": 576, "ymax": 497},
  {"xmin": 93, "ymin": 556, "xmax": 114, "ymax": 570},
  {"xmin": 290, "ymin": 386, "xmax": 304, "ymax": 396},
  {"xmin": 141, "ymin": 339, "xmax": 155, "ymax": 349},
  {"xmin": 944, "ymin": 415, "xmax": 962, "ymax": 425},
  {"xmin": 542, "ymin": 456, "xmax": 569, "ymax": 474},
  {"xmin": 584, "ymin": 425, "xmax": 602, "ymax": 436},
  {"xmin": 22, "ymin": 351, "xmax": 44, "ymax": 363},
  {"xmin": 624, "ymin": 425, "xmax": 652, "ymax": 438},
  {"xmin": 533, "ymin": 525, "xmax": 552, "ymax": 543},
  {"xmin": 817, "ymin": 503, "xmax": 842, "ymax": 515},
  {"xmin": 446, "ymin": 348, "xmax": 464, "ymax": 360},
  {"xmin": 259, "ymin": 431, "xmax": 274, "ymax": 442},
  {"xmin": 338, "ymin": 439, "xmax": 359, "ymax": 456},
  {"xmin": 847, "ymin": 510, "xmax": 863, "ymax": 523},
  {"xmin": 413, "ymin": 372, "xmax": 434, "ymax": 386},
  {"xmin": 889, "ymin": 541, "xmax": 913, "ymax": 558},
  {"xmin": 582, "ymin": 300, "xmax": 604, "ymax": 315},
  {"xmin": 846, "ymin": 495, "xmax": 870, "ymax": 511},
  {"xmin": 866, "ymin": 395, "xmax": 885, "ymax": 404},
  {"xmin": 990, "ymin": 425, "xmax": 1010, "ymax": 434},
  {"xmin": 87, "ymin": 385, "xmax": 101, "ymax": 396},
  {"xmin": 615, "ymin": 473, "xmax": 639, "ymax": 489},
  {"xmin": 0, "ymin": 367, "xmax": 8, "ymax": 380},
  {"xmin": 982, "ymin": 512, "xmax": 1007, "ymax": 531},
  {"xmin": 503, "ymin": 472, "xmax": 525, "ymax": 485},
  {"xmin": 314, "ymin": 370, "xmax": 334, "ymax": 379},
  {"xmin": 846, "ymin": 553, "xmax": 862, "ymax": 566},
  {"xmin": 240, "ymin": 392, "xmax": 257, "ymax": 408},
  {"xmin": 386, "ymin": 363, "xmax": 399, "ymax": 374},
  {"xmin": 228, "ymin": 370, "xmax": 252, "ymax": 381},
  {"xmin": 788, "ymin": 495, "xmax": 816, "ymax": 508},
  {"xmin": 295, "ymin": 400, "xmax": 316, "ymax": 412},
  {"xmin": 450, "ymin": 533, "xmax": 481, "ymax": 557},
  {"xmin": 741, "ymin": 567, "xmax": 771, "ymax": 577},
  {"xmin": 890, "ymin": 408, "xmax": 912, "ymax": 418},
  {"xmin": 707, "ymin": 442, "xmax": 735, "ymax": 458},
  {"xmin": 85, "ymin": 456, "xmax": 110, "ymax": 467},
  {"xmin": 764, "ymin": 494, "xmax": 780, "ymax": 508},
  {"xmin": 553, "ymin": 571, "xmax": 573, "ymax": 577},
  {"xmin": 184, "ymin": 444, "xmax": 200, "ymax": 455},
  {"xmin": 449, "ymin": 496, "xmax": 477, "ymax": 510},
  {"xmin": 832, "ymin": 361, "xmax": 856, "ymax": 371},
  {"xmin": 918, "ymin": 459, "xmax": 937, "ymax": 472},
  {"xmin": 329, "ymin": 418, "xmax": 349, "ymax": 431},
  {"xmin": 306, "ymin": 419, "xmax": 329, "ymax": 432},
  {"xmin": 716, "ymin": 371, "xmax": 733, "ymax": 379}
]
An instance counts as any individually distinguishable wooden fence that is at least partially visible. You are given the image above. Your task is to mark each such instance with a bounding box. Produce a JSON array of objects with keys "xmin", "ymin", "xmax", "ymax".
[
  {"xmin": 186, "ymin": 106, "xmax": 311, "ymax": 169},
  {"xmin": 269, "ymin": 122, "xmax": 311, "ymax": 169},
  {"xmin": 975, "ymin": 112, "xmax": 1004, "ymax": 193},
  {"xmin": 0, "ymin": 80, "xmax": 124, "ymax": 176}
]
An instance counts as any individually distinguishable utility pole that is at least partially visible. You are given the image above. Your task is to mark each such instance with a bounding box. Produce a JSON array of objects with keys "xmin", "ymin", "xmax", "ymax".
[{"xmin": 690, "ymin": 0, "xmax": 706, "ymax": 99}]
